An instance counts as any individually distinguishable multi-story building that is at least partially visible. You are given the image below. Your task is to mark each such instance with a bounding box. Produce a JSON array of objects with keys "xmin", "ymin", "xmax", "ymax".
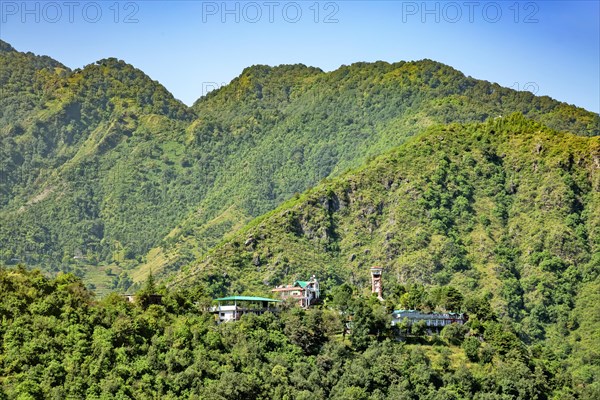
[
  {"xmin": 212, "ymin": 296, "xmax": 281, "ymax": 323},
  {"xmin": 271, "ymin": 275, "xmax": 320, "ymax": 308}
]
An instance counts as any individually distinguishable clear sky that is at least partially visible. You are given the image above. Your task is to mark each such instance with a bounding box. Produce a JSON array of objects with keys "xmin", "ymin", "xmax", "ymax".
[{"xmin": 1, "ymin": 1, "xmax": 599, "ymax": 112}]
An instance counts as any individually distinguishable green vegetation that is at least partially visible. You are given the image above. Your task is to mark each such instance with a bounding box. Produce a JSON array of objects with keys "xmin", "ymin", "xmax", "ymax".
[
  {"xmin": 2, "ymin": 266, "xmax": 597, "ymax": 399},
  {"xmin": 176, "ymin": 115, "xmax": 599, "ymax": 395},
  {"xmin": 1, "ymin": 40, "xmax": 598, "ymax": 293},
  {"xmin": 1, "ymin": 40, "xmax": 599, "ymax": 398}
]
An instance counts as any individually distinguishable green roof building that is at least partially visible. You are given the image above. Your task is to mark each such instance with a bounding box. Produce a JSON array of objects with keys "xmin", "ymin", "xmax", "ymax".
[
  {"xmin": 212, "ymin": 296, "xmax": 281, "ymax": 323},
  {"xmin": 271, "ymin": 275, "xmax": 320, "ymax": 308}
]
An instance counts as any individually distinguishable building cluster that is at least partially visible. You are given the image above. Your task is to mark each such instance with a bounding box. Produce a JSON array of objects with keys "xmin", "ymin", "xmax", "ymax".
[
  {"xmin": 211, "ymin": 267, "xmax": 467, "ymax": 330},
  {"xmin": 212, "ymin": 275, "xmax": 320, "ymax": 323}
]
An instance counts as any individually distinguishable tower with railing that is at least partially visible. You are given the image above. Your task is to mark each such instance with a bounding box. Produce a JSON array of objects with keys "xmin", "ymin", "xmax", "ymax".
[{"xmin": 370, "ymin": 266, "xmax": 383, "ymax": 300}]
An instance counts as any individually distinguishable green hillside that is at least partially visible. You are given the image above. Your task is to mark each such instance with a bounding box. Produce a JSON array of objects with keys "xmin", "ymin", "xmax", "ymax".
[
  {"xmin": 174, "ymin": 115, "xmax": 599, "ymax": 391},
  {"xmin": 128, "ymin": 60, "xmax": 599, "ymax": 288},
  {"xmin": 0, "ymin": 115, "xmax": 598, "ymax": 398},
  {"xmin": 0, "ymin": 40, "xmax": 598, "ymax": 294},
  {"xmin": 0, "ymin": 43, "xmax": 196, "ymax": 288},
  {"xmin": 1, "ymin": 40, "xmax": 599, "ymax": 398},
  {"xmin": 177, "ymin": 113, "xmax": 599, "ymax": 303},
  {"xmin": 165, "ymin": 61, "xmax": 598, "ymax": 278}
]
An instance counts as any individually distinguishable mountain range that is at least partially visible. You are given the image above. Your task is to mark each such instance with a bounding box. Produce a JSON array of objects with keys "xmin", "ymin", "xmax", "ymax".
[
  {"xmin": 1, "ymin": 39, "xmax": 598, "ymax": 297},
  {"xmin": 1, "ymin": 40, "xmax": 599, "ymax": 398}
]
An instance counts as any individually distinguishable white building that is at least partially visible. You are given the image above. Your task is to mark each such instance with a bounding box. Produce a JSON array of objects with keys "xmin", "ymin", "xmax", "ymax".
[
  {"xmin": 211, "ymin": 296, "xmax": 281, "ymax": 323},
  {"xmin": 271, "ymin": 275, "xmax": 320, "ymax": 308},
  {"xmin": 391, "ymin": 309, "xmax": 467, "ymax": 329}
]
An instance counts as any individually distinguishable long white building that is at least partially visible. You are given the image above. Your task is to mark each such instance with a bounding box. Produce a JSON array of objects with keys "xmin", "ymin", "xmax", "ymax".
[{"xmin": 391, "ymin": 309, "xmax": 467, "ymax": 328}]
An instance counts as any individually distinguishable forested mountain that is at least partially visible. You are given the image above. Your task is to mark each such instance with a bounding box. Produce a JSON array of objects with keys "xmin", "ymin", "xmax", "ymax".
[
  {"xmin": 0, "ymin": 40, "xmax": 598, "ymax": 294},
  {"xmin": 0, "ymin": 42, "xmax": 195, "ymax": 287},
  {"xmin": 1, "ymin": 40, "xmax": 599, "ymax": 399},
  {"xmin": 1, "ymin": 115, "xmax": 598, "ymax": 398},
  {"xmin": 175, "ymin": 114, "xmax": 600, "ymax": 395}
]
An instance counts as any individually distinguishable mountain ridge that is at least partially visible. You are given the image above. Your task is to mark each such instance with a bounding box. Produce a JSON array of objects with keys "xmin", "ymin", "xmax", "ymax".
[{"xmin": 0, "ymin": 40, "xmax": 598, "ymax": 296}]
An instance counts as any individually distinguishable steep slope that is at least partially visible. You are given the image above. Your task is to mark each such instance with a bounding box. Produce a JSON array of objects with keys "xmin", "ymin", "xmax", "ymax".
[
  {"xmin": 0, "ymin": 39, "xmax": 68, "ymax": 129},
  {"xmin": 0, "ymin": 44, "xmax": 196, "ymax": 286},
  {"xmin": 146, "ymin": 61, "xmax": 599, "ymax": 284},
  {"xmin": 0, "ymin": 40, "xmax": 70, "ymax": 205},
  {"xmin": 173, "ymin": 114, "xmax": 599, "ymax": 391},
  {"xmin": 176, "ymin": 114, "xmax": 598, "ymax": 326}
]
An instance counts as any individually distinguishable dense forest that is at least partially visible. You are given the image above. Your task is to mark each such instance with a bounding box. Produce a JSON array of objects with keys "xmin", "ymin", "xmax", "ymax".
[
  {"xmin": 0, "ymin": 40, "xmax": 598, "ymax": 294},
  {"xmin": 1, "ymin": 266, "xmax": 597, "ymax": 399}
]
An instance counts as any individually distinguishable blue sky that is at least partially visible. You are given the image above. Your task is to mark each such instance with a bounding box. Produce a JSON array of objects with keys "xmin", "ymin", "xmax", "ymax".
[{"xmin": 1, "ymin": 1, "xmax": 599, "ymax": 112}]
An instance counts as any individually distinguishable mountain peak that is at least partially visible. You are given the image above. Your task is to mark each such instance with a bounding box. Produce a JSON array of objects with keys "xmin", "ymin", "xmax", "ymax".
[
  {"xmin": 0, "ymin": 40, "xmax": 16, "ymax": 53},
  {"xmin": 74, "ymin": 57, "xmax": 194, "ymax": 121},
  {"xmin": 240, "ymin": 63, "xmax": 323, "ymax": 77}
]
